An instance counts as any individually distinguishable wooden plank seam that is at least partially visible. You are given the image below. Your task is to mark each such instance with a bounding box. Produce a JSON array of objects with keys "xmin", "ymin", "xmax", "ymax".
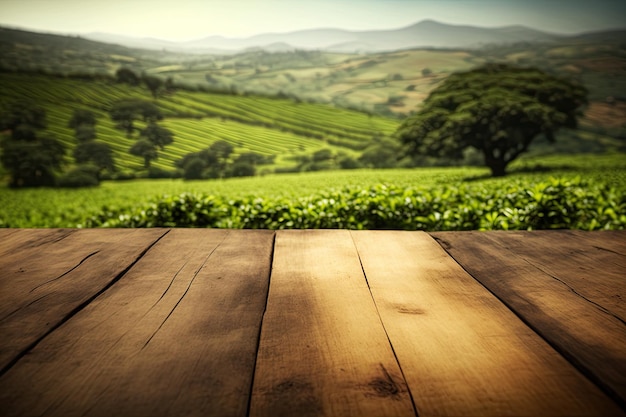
[
  {"xmin": 246, "ymin": 231, "xmax": 277, "ymax": 417},
  {"xmin": 140, "ymin": 230, "xmax": 229, "ymax": 351},
  {"xmin": 519, "ymin": 255, "xmax": 626, "ymax": 326},
  {"xmin": 497, "ymin": 251, "xmax": 626, "ymax": 411},
  {"xmin": 349, "ymin": 230, "xmax": 420, "ymax": 417},
  {"xmin": 432, "ymin": 232, "xmax": 626, "ymax": 412}
]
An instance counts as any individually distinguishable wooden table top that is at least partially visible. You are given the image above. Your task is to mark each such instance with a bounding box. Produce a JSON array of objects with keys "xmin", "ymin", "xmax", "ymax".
[{"xmin": 0, "ymin": 229, "xmax": 624, "ymax": 416}]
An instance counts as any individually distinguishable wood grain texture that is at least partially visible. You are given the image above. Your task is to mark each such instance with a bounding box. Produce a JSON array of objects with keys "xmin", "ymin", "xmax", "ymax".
[
  {"xmin": 0, "ymin": 229, "xmax": 274, "ymax": 417},
  {"xmin": 0, "ymin": 228, "xmax": 166, "ymax": 373},
  {"xmin": 353, "ymin": 230, "xmax": 622, "ymax": 416},
  {"xmin": 0, "ymin": 229, "xmax": 76, "ymax": 258},
  {"xmin": 471, "ymin": 230, "xmax": 624, "ymax": 319},
  {"xmin": 0, "ymin": 228, "xmax": 21, "ymax": 247},
  {"xmin": 431, "ymin": 230, "xmax": 626, "ymax": 410},
  {"xmin": 250, "ymin": 230, "xmax": 416, "ymax": 417},
  {"xmin": 568, "ymin": 230, "xmax": 626, "ymax": 255}
]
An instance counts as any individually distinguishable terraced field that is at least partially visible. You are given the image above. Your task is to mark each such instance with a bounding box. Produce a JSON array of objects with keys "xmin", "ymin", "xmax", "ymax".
[{"xmin": 0, "ymin": 72, "xmax": 399, "ymax": 172}]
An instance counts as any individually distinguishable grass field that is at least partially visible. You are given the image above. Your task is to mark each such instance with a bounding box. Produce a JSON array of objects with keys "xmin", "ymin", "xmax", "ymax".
[{"xmin": 1, "ymin": 154, "xmax": 624, "ymax": 228}]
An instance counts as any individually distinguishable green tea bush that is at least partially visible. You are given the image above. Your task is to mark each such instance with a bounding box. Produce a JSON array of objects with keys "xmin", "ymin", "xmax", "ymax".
[{"xmin": 82, "ymin": 177, "xmax": 625, "ymax": 230}]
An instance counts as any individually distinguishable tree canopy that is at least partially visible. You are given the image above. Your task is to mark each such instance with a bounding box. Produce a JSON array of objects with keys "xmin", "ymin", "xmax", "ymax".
[
  {"xmin": 68, "ymin": 109, "xmax": 96, "ymax": 130},
  {"xmin": 109, "ymin": 99, "xmax": 162, "ymax": 137},
  {"xmin": 115, "ymin": 68, "xmax": 140, "ymax": 86},
  {"xmin": 0, "ymin": 100, "xmax": 47, "ymax": 131},
  {"xmin": 396, "ymin": 64, "xmax": 588, "ymax": 176},
  {"xmin": 140, "ymin": 122, "xmax": 173, "ymax": 150},
  {"xmin": 0, "ymin": 102, "xmax": 65, "ymax": 187},
  {"xmin": 176, "ymin": 141, "xmax": 267, "ymax": 179},
  {"xmin": 143, "ymin": 75, "xmax": 163, "ymax": 99},
  {"xmin": 73, "ymin": 141, "xmax": 115, "ymax": 173},
  {"xmin": 130, "ymin": 139, "xmax": 158, "ymax": 169}
]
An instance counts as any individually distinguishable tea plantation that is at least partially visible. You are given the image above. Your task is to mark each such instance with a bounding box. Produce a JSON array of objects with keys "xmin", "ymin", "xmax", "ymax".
[{"xmin": 1, "ymin": 154, "xmax": 624, "ymax": 229}]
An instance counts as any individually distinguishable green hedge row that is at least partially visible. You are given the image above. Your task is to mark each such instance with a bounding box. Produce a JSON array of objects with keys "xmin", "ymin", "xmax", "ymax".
[{"xmin": 82, "ymin": 177, "xmax": 626, "ymax": 230}]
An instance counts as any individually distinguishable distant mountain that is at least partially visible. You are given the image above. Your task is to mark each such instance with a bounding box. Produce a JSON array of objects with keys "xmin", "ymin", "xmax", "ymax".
[
  {"xmin": 85, "ymin": 20, "xmax": 561, "ymax": 54},
  {"xmin": 86, "ymin": 32, "xmax": 234, "ymax": 55}
]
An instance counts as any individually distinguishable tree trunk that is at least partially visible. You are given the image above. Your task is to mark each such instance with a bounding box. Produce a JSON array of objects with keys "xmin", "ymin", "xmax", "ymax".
[
  {"xmin": 483, "ymin": 151, "xmax": 508, "ymax": 177},
  {"xmin": 489, "ymin": 163, "xmax": 507, "ymax": 177}
]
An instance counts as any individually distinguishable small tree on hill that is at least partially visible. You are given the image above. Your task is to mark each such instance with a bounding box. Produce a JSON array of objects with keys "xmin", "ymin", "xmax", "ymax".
[
  {"xmin": 143, "ymin": 75, "xmax": 163, "ymax": 99},
  {"xmin": 109, "ymin": 99, "xmax": 162, "ymax": 137},
  {"xmin": 396, "ymin": 64, "xmax": 588, "ymax": 176},
  {"xmin": 130, "ymin": 139, "xmax": 158, "ymax": 169},
  {"xmin": 0, "ymin": 102, "xmax": 65, "ymax": 187},
  {"xmin": 116, "ymin": 68, "xmax": 140, "ymax": 86},
  {"xmin": 176, "ymin": 141, "xmax": 264, "ymax": 179},
  {"xmin": 68, "ymin": 109, "xmax": 115, "ymax": 182},
  {"xmin": 73, "ymin": 141, "xmax": 115, "ymax": 173},
  {"xmin": 74, "ymin": 124, "xmax": 97, "ymax": 142},
  {"xmin": 140, "ymin": 122, "xmax": 173, "ymax": 150},
  {"xmin": 0, "ymin": 101, "xmax": 47, "ymax": 131},
  {"xmin": 70, "ymin": 109, "xmax": 98, "ymax": 143},
  {"xmin": 68, "ymin": 109, "xmax": 96, "ymax": 130},
  {"xmin": 182, "ymin": 156, "xmax": 206, "ymax": 180}
]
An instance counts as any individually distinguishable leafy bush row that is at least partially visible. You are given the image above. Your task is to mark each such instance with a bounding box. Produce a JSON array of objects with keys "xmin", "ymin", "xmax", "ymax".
[{"xmin": 81, "ymin": 177, "xmax": 625, "ymax": 230}]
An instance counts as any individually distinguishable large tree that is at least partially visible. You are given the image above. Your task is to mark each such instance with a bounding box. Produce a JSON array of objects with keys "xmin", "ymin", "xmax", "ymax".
[{"xmin": 396, "ymin": 64, "xmax": 588, "ymax": 176}]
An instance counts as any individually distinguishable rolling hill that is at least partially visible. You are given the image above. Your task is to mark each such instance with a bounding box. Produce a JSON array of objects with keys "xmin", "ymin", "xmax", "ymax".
[
  {"xmin": 2, "ymin": 24, "xmax": 625, "ymax": 122},
  {"xmin": 0, "ymin": 72, "xmax": 398, "ymax": 175},
  {"xmin": 1, "ymin": 24, "xmax": 625, "ymax": 183}
]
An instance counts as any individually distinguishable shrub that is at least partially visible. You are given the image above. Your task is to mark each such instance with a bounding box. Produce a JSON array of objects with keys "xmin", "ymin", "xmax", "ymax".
[
  {"xmin": 82, "ymin": 177, "xmax": 625, "ymax": 230},
  {"xmin": 57, "ymin": 164, "xmax": 100, "ymax": 188},
  {"xmin": 147, "ymin": 167, "xmax": 176, "ymax": 179},
  {"xmin": 229, "ymin": 161, "xmax": 256, "ymax": 177},
  {"xmin": 183, "ymin": 157, "xmax": 206, "ymax": 180}
]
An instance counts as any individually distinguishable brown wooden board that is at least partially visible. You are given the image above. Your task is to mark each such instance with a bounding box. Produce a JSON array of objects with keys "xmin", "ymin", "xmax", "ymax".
[
  {"xmin": 0, "ymin": 228, "xmax": 21, "ymax": 245},
  {"xmin": 465, "ymin": 230, "xmax": 625, "ymax": 319},
  {"xmin": 0, "ymin": 229, "xmax": 274, "ymax": 417},
  {"xmin": 431, "ymin": 230, "xmax": 626, "ymax": 411},
  {"xmin": 352, "ymin": 230, "xmax": 622, "ymax": 416},
  {"xmin": 0, "ymin": 228, "xmax": 166, "ymax": 373},
  {"xmin": 568, "ymin": 230, "xmax": 626, "ymax": 255},
  {"xmin": 0, "ymin": 228, "xmax": 76, "ymax": 258},
  {"xmin": 250, "ymin": 230, "xmax": 416, "ymax": 417}
]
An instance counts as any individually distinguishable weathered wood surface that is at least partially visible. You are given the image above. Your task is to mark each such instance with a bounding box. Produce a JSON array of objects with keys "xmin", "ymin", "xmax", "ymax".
[
  {"xmin": 352, "ymin": 230, "xmax": 621, "ymax": 416},
  {"xmin": 0, "ymin": 229, "xmax": 624, "ymax": 416},
  {"xmin": 0, "ymin": 229, "xmax": 274, "ymax": 417},
  {"xmin": 250, "ymin": 230, "xmax": 415, "ymax": 417},
  {"xmin": 431, "ymin": 230, "xmax": 626, "ymax": 409},
  {"xmin": 0, "ymin": 228, "xmax": 166, "ymax": 373}
]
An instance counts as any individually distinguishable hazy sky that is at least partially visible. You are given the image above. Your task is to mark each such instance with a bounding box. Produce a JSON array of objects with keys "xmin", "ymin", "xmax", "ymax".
[{"xmin": 1, "ymin": 0, "xmax": 625, "ymax": 41}]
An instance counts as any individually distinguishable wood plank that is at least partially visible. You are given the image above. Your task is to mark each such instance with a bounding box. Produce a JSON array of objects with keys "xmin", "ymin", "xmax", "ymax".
[
  {"xmin": 0, "ymin": 228, "xmax": 166, "ymax": 373},
  {"xmin": 0, "ymin": 228, "xmax": 77, "ymax": 258},
  {"xmin": 0, "ymin": 229, "xmax": 274, "ymax": 417},
  {"xmin": 466, "ymin": 230, "xmax": 625, "ymax": 319},
  {"xmin": 569, "ymin": 230, "xmax": 626, "ymax": 255},
  {"xmin": 352, "ymin": 230, "xmax": 623, "ymax": 416},
  {"xmin": 250, "ymin": 230, "xmax": 416, "ymax": 417},
  {"xmin": 431, "ymin": 230, "xmax": 626, "ymax": 410},
  {"xmin": 0, "ymin": 228, "xmax": 20, "ymax": 243}
]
